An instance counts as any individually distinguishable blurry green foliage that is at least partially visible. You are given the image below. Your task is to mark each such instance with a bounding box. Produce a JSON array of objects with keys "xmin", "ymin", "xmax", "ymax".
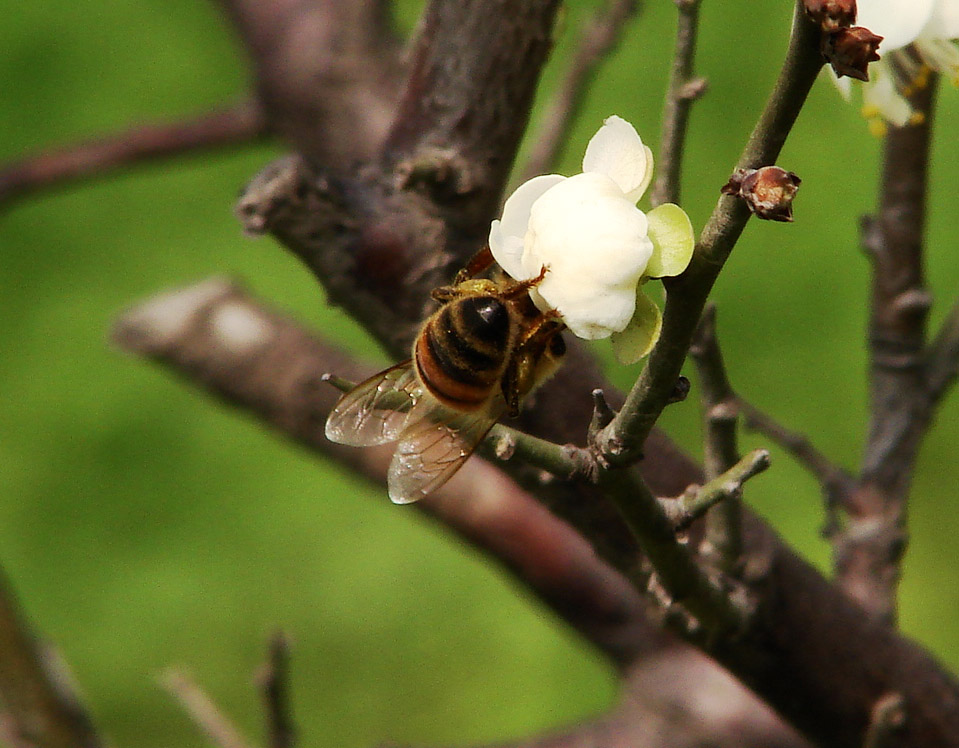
[{"xmin": 1, "ymin": 1, "xmax": 958, "ymax": 747}]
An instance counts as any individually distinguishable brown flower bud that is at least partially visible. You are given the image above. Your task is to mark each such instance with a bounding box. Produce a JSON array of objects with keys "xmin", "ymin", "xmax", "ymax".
[
  {"xmin": 822, "ymin": 26, "xmax": 883, "ymax": 81},
  {"xmin": 804, "ymin": 0, "xmax": 857, "ymax": 31},
  {"xmin": 721, "ymin": 166, "xmax": 802, "ymax": 223}
]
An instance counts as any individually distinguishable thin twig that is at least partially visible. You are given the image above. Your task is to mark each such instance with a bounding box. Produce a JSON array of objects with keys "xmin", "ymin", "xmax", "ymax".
[
  {"xmin": 651, "ymin": 0, "xmax": 707, "ymax": 207},
  {"xmin": 662, "ymin": 449, "xmax": 771, "ymax": 531},
  {"xmin": 739, "ymin": 399, "xmax": 855, "ymax": 528},
  {"xmin": 690, "ymin": 305, "xmax": 744, "ymax": 571},
  {"xmin": 257, "ymin": 632, "xmax": 296, "ymax": 748},
  {"xmin": 519, "ymin": 0, "xmax": 641, "ymax": 181},
  {"xmin": 0, "ymin": 569, "xmax": 102, "ymax": 748},
  {"xmin": 594, "ymin": 1, "xmax": 824, "ymax": 465},
  {"xmin": 160, "ymin": 669, "xmax": 253, "ymax": 748},
  {"xmin": 0, "ymin": 102, "xmax": 266, "ymax": 209}
]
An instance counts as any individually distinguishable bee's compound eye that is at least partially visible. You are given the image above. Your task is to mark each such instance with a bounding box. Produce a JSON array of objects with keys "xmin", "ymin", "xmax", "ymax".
[{"xmin": 461, "ymin": 296, "xmax": 510, "ymax": 342}]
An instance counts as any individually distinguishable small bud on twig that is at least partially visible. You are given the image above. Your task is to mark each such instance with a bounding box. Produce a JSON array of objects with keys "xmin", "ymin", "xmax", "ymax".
[
  {"xmin": 822, "ymin": 26, "xmax": 882, "ymax": 81},
  {"xmin": 722, "ymin": 166, "xmax": 802, "ymax": 222},
  {"xmin": 668, "ymin": 376, "xmax": 691, "ymax": 404},
  {"xmin": 803, "ymin": 0, "xmax": 857, "ymax": 32}
]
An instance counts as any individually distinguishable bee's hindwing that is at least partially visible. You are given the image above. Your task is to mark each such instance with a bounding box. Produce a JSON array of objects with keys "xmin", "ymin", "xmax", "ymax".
[{"xmin": 387, "ymin": 402, "xmax": 503, "ymax": 504}]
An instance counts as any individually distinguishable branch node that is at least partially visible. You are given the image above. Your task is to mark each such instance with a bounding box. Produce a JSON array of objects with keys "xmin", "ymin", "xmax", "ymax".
[
  {"xmin": 679, "ymin": 77, "xmax": 709, "ymax": 101},
  {"xmin": 588, "ymin": 388, "xmax": 617, "ymax": 438},
  {"xmin": 863, "ymin": 692, "xmax": 907, "ymax": 748},
  {"xmin": 667, "ymin": 375, "xmax": 692, "ymax": 404},
  {"xmin": 492, "ymin": 430, "xmax": 518, "ymax": 461}
]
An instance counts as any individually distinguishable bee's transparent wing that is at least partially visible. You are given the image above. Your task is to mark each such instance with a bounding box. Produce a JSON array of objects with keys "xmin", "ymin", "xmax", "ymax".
[
  {"xmin": 387, "ymin": 402, "xmax": 504, "ymax": 504},
  {"xmin": 325, "ymin": 361, "xmax": 426, "ymax": 446}
]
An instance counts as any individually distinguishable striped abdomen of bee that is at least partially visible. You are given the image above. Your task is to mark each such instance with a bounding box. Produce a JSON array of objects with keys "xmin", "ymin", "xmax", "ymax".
[
  {"xmin": 324, "ymin": 254, "xmax": 565, "ymax": 503},
  {"xmin": 414, "ymin": 292, "xmax": 514, "ymax": 412}
]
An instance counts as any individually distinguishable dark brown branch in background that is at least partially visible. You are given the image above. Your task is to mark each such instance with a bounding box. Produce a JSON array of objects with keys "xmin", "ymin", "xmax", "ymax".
[
  {"xmin": 740, "ymin": 399, "xmax": 855, "ymax": 530},
  {"xmin": 836, "ymin": 77, "xmax": 939, "ymax": 625},
  {"xmin": 215, "ymin": 0, "xmax": 403, "ymax": 167},
  {"xmin": 257, "ymin": 632, "xmax": 295, "ymax": 748},
  {"xmin": 0, "ymin": 569, "xmax": 102, "ymax": 748},
  {"xmin": 519, "ymin": 0, "xmax": 641, "ymax": 182},
  {"xmin": 690, "ymin": 305, "xmax": 744, "ymax": 572},
  {"xmin": 0, "ymin": 102, "xmax": 266, "ymax": 209},
  {"xmin": 650, "ymin": 0, "xmax": 707, "ymax": 207}
]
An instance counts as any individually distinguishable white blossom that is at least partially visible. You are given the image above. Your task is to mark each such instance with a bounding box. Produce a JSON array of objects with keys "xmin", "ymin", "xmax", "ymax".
[
  {"xmin": 838, "ymin": 0, "xmax": 959, "ymax": 130},
  {"xmin": 489, "ymin": 116, "xmax": 694, "ymax": 364}
]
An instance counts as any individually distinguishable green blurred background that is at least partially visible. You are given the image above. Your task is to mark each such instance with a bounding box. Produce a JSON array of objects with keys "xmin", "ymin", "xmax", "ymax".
[{"xmin": 2, "ymin": 1, "xmax": 958, "ymax": 746}]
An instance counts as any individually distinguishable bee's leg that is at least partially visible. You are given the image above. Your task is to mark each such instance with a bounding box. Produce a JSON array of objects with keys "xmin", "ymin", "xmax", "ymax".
[
  {"xmin": 514, "ymin": 308, "xmax": 565, "ymax": 348},
  {"xmin": 453, "ymin": 245, "xmax": 495, "ymax": 284},
  {"xmin": 501, "ymin": 353, "xmax": 534, "ymax": 418},
  {"xmin": 502, "ymin": 264, "xmax": 550, "ymax": 300},
  {"xmin": 431, "ymin": 285, "xmax": 463, "ymax": 303}
]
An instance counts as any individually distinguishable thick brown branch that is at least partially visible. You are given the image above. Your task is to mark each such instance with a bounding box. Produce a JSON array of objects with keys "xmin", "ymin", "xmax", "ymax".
[
  {"xmin": 0, "ymin": 569, "xmax": 102, "ymax": 748},
  {"xmin": 836, "ymin": 78, "xmax": 939, "ymax": 624},
  {"xmin": 689, "ymin": 305, "xmax": 744, "ymax": 571},
  {"xmin": 215, "ymin": 0, "xmax": 403, "ymax": 166},
  {"xmin": 116, "ymin": 279, "xmax": 959, "ymax": 747},
  {"xmin": 0, "ymin": 102, "xmax": 266, "ymax": 209},
  {"xmin": 519, "ymin": 0, "xmax": 641, "ymax": 182},
  {"xmin": 114, "ymin": 279, "xmax": 808, "ymax": 748}
]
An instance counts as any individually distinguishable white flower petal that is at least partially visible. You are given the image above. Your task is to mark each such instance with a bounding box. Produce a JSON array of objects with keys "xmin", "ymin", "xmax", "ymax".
[
  {"xmin": 525, "ymin": 172, "xmax": 653, "ymax": 339},
  {"xmin": 863, "ymin": 62, "xmax": 913, "ymax": 126},
  {"xmin": 922, "ymin": 0, "xmax": 959, "ymax": 41},
  {"xmin": 856, "ymin": 0, "xmax": 936, "ymax": 50},
  {"xmin": 610, "ymin": 289, "xmax": 663, "ymax": 364},
  {"xmin": 645, "ymin": 203, "xmax": 695, "ymax": 279},
  {"xmin": 489, "ymin": 174, "xmax": 565, "ymax": 279},
  {"xmin": 582, "ymin": 115, "xmax": 653, "ymax": 203},
  {"xmin": 915, "ymin": 38, "xmax": 959, "ymax": 81}
]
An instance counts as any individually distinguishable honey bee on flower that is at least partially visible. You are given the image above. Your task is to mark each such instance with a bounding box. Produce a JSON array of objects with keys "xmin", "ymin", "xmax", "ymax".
[{"xmin": 489, "ymin": 115, "xmax": 694, "ymax": 364}]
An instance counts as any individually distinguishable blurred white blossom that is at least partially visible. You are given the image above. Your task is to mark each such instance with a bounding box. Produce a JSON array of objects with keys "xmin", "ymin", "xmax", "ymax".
[
  {"xmin": 839, "ymin": 0, "xmax": 959, "ymax": 131},
  {"xmin": 489, "ymin": 116, "xmax": 694, "ymax": 364}
]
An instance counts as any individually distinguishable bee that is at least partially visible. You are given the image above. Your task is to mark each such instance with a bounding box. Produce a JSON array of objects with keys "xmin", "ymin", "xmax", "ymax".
[{"xmin": 325, "ymin": 248, "xmax": 566, "ymax": 504}]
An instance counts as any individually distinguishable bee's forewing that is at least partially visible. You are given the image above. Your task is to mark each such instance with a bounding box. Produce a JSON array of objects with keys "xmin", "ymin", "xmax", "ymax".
[
  {"xmin": 386, "ymin": 403, "xmax": 503, "ymax": 504},
  {"xmin": 325, "ymin": 361, "xmax": 425, "ymax": 446}
]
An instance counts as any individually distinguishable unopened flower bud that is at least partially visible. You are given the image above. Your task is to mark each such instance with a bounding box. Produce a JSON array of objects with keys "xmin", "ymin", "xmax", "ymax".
[
  {"xmin": 822, "ymin": 26, "xmax": 883, "ymax": 81},
  {"xmin": 721, "ymin": 166, "xmax": 802, "ymax": 223},
  {"xmin": 804, "ymin": 0, "xmax": 857, "ymax": 32}
]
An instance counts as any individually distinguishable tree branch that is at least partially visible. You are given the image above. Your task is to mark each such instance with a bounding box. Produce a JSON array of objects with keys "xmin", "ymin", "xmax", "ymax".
[
  {"xmin": 161, "ymin": 669, "xmax": 253, "ymax": 748},
  {"xmin": 650, "ymin": 0, "xmax": 707, "ymax": 207},
  {"xmin": 690, "ymin": 304, "xmax": 745, "ymax": 572},
  {"xmin": 519, "ymin": 0, "xmax": 642, "ymax": 182},
  {"xmin": 115, "ymin": 278, "xmax": 959, "ymax": 747},
  {"xmin": 256, "ymin": 632, "xmax": 295, "ymax": 748},
  {"xmin": 739, "ymin": 399, "xmax": 855, "ymax": 528},
  {"xmin": 215, "ymin": 0, "xmax": 403, "ymax": 166},
  {"xmin": 113, "ymin": 279, "xmax": 809, "ymax": 748},
  {"xmin": 662, "ymin": 450, "xmax": 771, "ymax": 532},
  {"xmin": 0, "ymin": 568, "xmax": 102, "ymax": 748},
  {"xmin": 0, "ymin": 102, "xmax": 266, "ymax": 210},
  {"xmin": 835, "ymin": 76, "xmax": 939, "ymax": 624}
]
